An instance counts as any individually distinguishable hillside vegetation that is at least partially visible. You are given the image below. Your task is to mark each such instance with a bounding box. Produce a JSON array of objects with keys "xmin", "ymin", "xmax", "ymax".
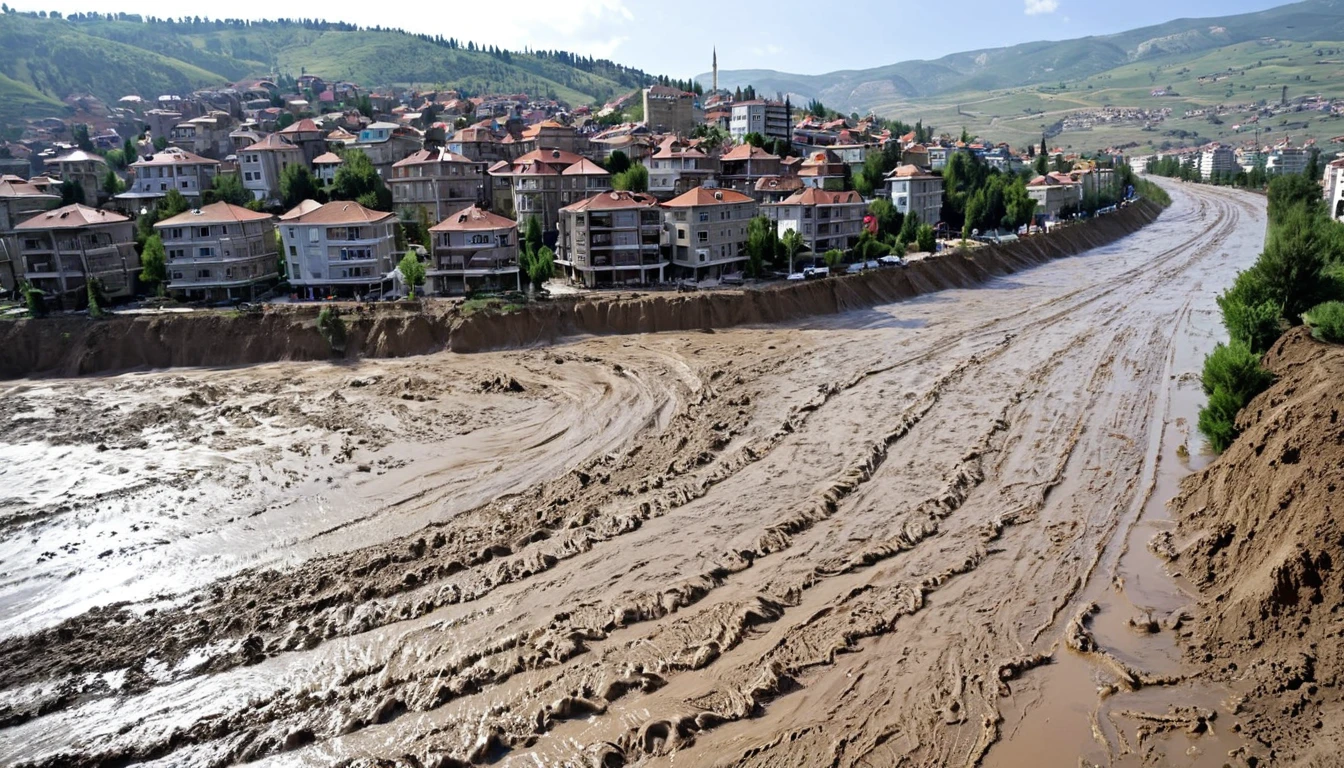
[{"xmin": 0, "ymin": 13, "xmax": 656, "ymax": 132}]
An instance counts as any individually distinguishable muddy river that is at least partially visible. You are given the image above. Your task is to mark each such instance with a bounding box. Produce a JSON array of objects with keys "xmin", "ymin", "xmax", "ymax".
[{"xmin": 0, "ymin": 181, "xmax": 1265, "ymax": 767}]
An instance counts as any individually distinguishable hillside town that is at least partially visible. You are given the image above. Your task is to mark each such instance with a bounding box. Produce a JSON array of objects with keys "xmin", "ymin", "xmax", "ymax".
[{"xmin": 0, "ymin": 52, "xmax": 1260, "ymax": 310}]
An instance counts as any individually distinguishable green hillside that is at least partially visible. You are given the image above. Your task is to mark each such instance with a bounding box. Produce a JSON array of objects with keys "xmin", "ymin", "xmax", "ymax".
[
  {"xmin": 707, "ymin": 0, "xmax": 1344, "ymax": 111},
  {"xmin": 0, "ymin": 13, "xmax": 657, "ymax": 134}
]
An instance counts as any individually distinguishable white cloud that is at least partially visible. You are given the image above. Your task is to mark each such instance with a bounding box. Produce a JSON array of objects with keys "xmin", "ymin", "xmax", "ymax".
[{"xmin": 1024, "ymin": 0, "xmax": 1059, "ymax": 15}]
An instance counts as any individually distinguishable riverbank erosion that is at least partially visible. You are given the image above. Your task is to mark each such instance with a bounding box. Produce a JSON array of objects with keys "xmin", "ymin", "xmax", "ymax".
[
  {"xmin": 1171, "ymin": 327, "xmax": 1344, "ymax": 767},
  {"xmin": 0, "ymin": 200, "xmax": 1162, "ymax": 379}
]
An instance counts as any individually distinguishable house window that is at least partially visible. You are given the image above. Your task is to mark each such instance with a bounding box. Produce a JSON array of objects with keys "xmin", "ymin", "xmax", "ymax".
[
  {"xmin": 308, "ymin": 229, "xmax": 319, "ymax": 243},
  {"xmin": 678, "ymin": 230, "xmax": 686, "ymax": 241},
  {"xmin": 224, "ymin": 268, "xmax": 233, "ymax": 278},
  {"xmin": 171, "ymin": 271, "xmax": 183, "ymax": 279},
  {"xmin": 698, "ymin": 212, "xmax": 709, "ymax": 222},
  {"xmin": 470, "ymin": 234, "xmax": 488, "ymax": 245},
  {"xmin": 498, "ymin": 234, "xmax": 510, "ymax": 246},
  {"xmin": 697, "ymin": 231, "xmax": 708, "ymax": 243},
  {"xmin": 168, "ymin": 249, "xmax": 184, "ymax": 259},
  {"xmin": 289, "ymin": 246, "xmax": 297, "ymax": 256},
  {"xmin": 170, "ymin": 228, "xmax": 182, "ymax": 239},
  {"xmin": 197, "ymin": 227, "xmax": 210, "ymax": 238},
  {"xmin": 197, "ymin": 269, "xmax": 211, "ymax": 278},
  {"xmin": 198, "ymin": 247, "xmax": 214, "ymax": 257},
  {"xmin": 182, "ymin": 181, "xmax": 189, "ymax": 189}
]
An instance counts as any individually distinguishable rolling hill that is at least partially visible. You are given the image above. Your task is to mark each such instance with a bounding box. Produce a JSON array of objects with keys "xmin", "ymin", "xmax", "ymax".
[{"xmin": 0, "ymin": 13, "xmax": 657, "ymax": 135}]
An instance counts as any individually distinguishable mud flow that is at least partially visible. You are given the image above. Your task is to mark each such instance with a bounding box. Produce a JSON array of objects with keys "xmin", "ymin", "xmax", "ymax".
[{"xmin": 0, "ymin": 182, "xmax": 1267, "ymax": 767}]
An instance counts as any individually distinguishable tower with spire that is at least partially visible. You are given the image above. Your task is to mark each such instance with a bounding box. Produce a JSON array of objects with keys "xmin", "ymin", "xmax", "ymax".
[{"xmin": 713, "ymin": 47, "xmax": 718, "ymax": 94}]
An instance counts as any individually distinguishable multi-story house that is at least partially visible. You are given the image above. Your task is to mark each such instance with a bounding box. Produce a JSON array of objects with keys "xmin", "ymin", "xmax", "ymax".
[
  {"xmin": 352, "ymin": 122, "xmax": 422, "ymax": 177},
  {"xmin": 763, "ymin": 188, "xmax": 866, "ymax": 257},
  {"xmin": 446, "ymin": 125, "xmax": 511, "ymax": 164},
  {"xmin": 1325, "ymin": 158, "xmax": 1344, "ymax": 221},
  {"xmin": 45, "ymin": 150, "xmax": 107, "ymax": 204},
  {"xmin": 14, "ymin": 204, "xmax": 139, "ymax": 305},
  {"xmin": 1266, "ymin": 147, "xmax": 1309, "ymax": 176},
  {"xmin": 427, "ymin": 205, "xmax": 519, "ymax": 294},
  {"xmin": 515, "ymin": 120, "xmax": 588, "ymax": 156},
  {"xmin": 241, "ymin": 133, "xmax": 305, "ymax": 204},
  {"xmin": 645, "ymin": 137, "xmax": 718, "ymax": 199},
  {"xmin": 171, "ymin": 112, "xmax": 235, "ymax": 159},
  {"xmin": 662, "ymin": 187, "xmax": 757, "ymax": 280},
  {"xmin": 1026, "ymin": 173, "xmax": 1082, "ymax": 221},
  {"xmin": 718, "ymin": 144, "xmax": 783, "ymax": 198},
  {"xmin": 278, "ymin": 118, "xmax": 329, "ymax": 165},
  {"xmin": 1198, "ymin": 145, "xmax": 1237, "ymax": 179},
  {"xmin": 729, "ymin": 101, "xmax": 791, "ymax": 144},
  {"xmin": 489, "ymin": 148, "xmax": 609, "ymax": 232},
  {"xmin": 886, "ymin": 164, "xmax": 944, "ymax": 229},
  {"xmin": 313, "ymin": 152, "xmax": 344, "ymax": 186},
  {"xmin": 118, "ymin": 148, "xmax": 221, "ymax": 212},
  {"xmin": 278, "ymin": 200, "xmax": 399, "ymax": 298},
  {"xmin": 388, "ymin": 148, "xmax": 486, "ymax": 220},
  {"xmin": 754, "ymin": 175, "xmax": 805, "ymax": 203},
  {"xmin": 154, "ymin": 202, "xmax": 279, "ymax": 301},
  {"xmin": 556, "ymin": 190, "xmax": 666, "ymax": 287},
  {"xmin": 0, "ymin": 177, "xmax": 61, "ymax": 293},
  {"xmin": 642, "ymin": 85, "xmax": 697, "ymax": 134},
  {"xmin": 797, "ymin": 150, "xmax": 848, "ymax": 190}
]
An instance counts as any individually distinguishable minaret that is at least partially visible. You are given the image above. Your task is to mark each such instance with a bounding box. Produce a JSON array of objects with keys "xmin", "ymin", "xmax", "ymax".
[{"xmin": 713, "ymin": 47, "xmax": 718, "ymax": 94}]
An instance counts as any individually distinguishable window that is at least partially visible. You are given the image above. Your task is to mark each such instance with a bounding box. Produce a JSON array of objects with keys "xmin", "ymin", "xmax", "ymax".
[
  {"xmin": 698, "ymin": 212, "xmax": 709, "ymax": 222},
  {"xmin": 289, "ymin": 246, "xmax": 297, "ymax": 256},
  {"xmin": 197, "ymin": 227, "xmax": 210, "ymax": 238},
  {"xmin": 677, "ymin": 230, "xmax": 686, "ymax": 241},
  {"xmin": 198, "ymin": 247, "xmax": 214, "ymax": 258},
  {"xmin": 804, "ymin": 224, "xmax": 812, "ymax": 234},
  {"xmin": 160, "ymin": 183, "xmax": 167, "ymax": 191},
  {"xmin": 697, "ymin": 231, "xmax": 708, "ymax": 243},
  {"xmin": 224, "ymin": 268, "xmax": 233, "ymax": 278},
  {"xmin": 171, "ymin": 271, "xmax": 183, "ymax": 279},
  {"xmin": 470, "ymin": 234, "xmax": 488, "ymax": 245},
  {"xmin": 197, "ymin": 269, "xmax": 211, "ymax": 278},
  {"xmin": 170, "ymin": 228, "xmax": 183, "ymax": 239},
  {"xmin": 308, "ymin": 229, "xmax": 319, "ymax": 243},
  {"xmin": 181, "ymin": 181, "xmax": 189, "ymax": 189},
  {"xmin": 168, "ymin": 249, "xmax": 184, "ymax": 260},
  {"xmin": 498, "ymin": 234, "xmax": 510, "ymax": 247},
  {"xmin": 244, "ymin": 172, "xmax": 252, "ymax": 181}
]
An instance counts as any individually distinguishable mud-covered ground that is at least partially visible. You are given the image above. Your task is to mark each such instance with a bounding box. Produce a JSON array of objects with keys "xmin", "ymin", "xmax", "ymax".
[{"xmin": 0, "ymin": 182, "xmax": 1271, "ymax": 767}]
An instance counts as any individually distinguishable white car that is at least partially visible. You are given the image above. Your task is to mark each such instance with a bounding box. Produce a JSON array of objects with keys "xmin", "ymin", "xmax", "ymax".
[
  {"xmin": 879, "ymin": 255, "xmax": 907, "ymax": 267},
  {"xmin": 786, "ymin": 272, "xmax": 806, "ymax": 281}
]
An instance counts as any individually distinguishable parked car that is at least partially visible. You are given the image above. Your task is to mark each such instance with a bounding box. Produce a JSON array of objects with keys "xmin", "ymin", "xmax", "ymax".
[{"xmin": 879, "ymin": 255, "xmax": 907, "ymax": 267}]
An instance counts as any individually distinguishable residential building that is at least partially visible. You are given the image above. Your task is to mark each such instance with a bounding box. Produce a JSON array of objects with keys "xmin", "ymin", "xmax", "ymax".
[
  {"xmin": 762, "ymin": 188, "xmax": 866, "ymax": 257},
  {"xmin": 645, "ymin": 137, "xmax": 718, "ymax": 198},
  {"xmin": 754, "ymin": 175, "xmax": 805, "ymax": 203},
  {"xmin": 1326, "ymin": 158, "xmax": 1344, "ymax": 221},
  {"xmin": 1026, "ymin": 173, "xmax": 1082, "ymax": 220},
  {"xmin": 388, "ymin": 148, "xmax": 486, "ymax": 220},
  {"xmin": 729, "ymin": 101, "xmax": 790, "ymax": 145},
  {"xmin": 642, "ymin": 85, "xmax": 697, "ymax": 134},
  {"xmin": 0, "ymin": 177, "xmax": 61, "ymax": 293},
  {"xmin": 515, "ymin": 120, "xmax": 587, "ymax": 156},
  {"xmin": 352, "ymin": 122, "xmax": 422, "ymax": 177},
  {"xmin": 279, "ymin": 200, "xmax": 399, "ymax": 298},
  {"xmin": 1266, "ymin": 147, "xmax": 1309, "ymax": 176},
  {"xmin": 117, "ymin": 148, "xmax": 220, "ymax": 212},
  {"xmin": 886, "ymin": 164, "xmax": 943, "ymax": 229},
  {"xmin": 489, "ymin": 148, "xmax": 610, "ymax": 232},
  {"xmin": 15, "ymin": 204, "xmax": 139, "ymax": 305},
  {"xmin": 427, "ymin": 205, "xmax": 520, "ymax": 294},
  {"xmin": 797, "ymin": 150, "xmax": 848, "ymax": 190},
  {"xmin": 313, "ymin": 152, "xmax": 343, "ymax": 186},
  {"xmin": 171, "ymin": 112, "xmax": 235, "ymax": 159},
  {"xmin": 278, "ymin": 118, "xmax": 329, "ymax": 165},
  {"xmin": 1198, "ymin": 146, "xmax": 1237, "ymax": 179},
  {"xmin": 662, "ymin": 187, "xmax": 757, "ymax": 280},
  {"xmin": 718, "ymin": 144, "xmax": 783, "ymax": 198},
  {"xmin": 556, "ymin": 191, "xmax": 667, "ymax": 287},
  {"xmin": 240, "ymin": 133, "xmax": 305, "ymax": 203},
  {"xmin": 446, "ymin": 125, "xmax": 511, "ymax": 164},
  {"xmin": 154, "ymin": 202, "xmax": 279, "ymax": 300},
  {"xmin": 45, "ymin": 150, "xmax": 107, "ymax": 204}
]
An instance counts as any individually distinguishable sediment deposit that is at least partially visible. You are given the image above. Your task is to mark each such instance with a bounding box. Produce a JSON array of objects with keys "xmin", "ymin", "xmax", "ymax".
[{"xmin": 0, "ymin": 185, "xmax": 1283, "ymax": 767}]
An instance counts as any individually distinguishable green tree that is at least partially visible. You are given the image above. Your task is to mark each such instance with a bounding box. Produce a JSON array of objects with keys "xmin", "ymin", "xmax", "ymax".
[
  {"xmin": 1266, "ymin": 173, "xmax": 1326, "ymax": 224},
  {"xmin": 139, "ymin": 234, "xmax": 167, "ymax": 295},
  {"xmin": 823, "ymin": 248, "xmax": 845, "ymax": 270},
  {"xmin": 524, "ymin": 215, "xmax": 543, "ymax": 261},
  {"xmin": 612, "ymin": 164, "xmax": 649, "ymax": 193},
  {"xmin": 916, "ymin": 223, "xmax": 936, "ymax": 254},
  {"xmin": 1217, "ymin": 269, "xmax": 1283, "ymax": 353},
  {"xmin": 123, "ymin": 137, "xmax": 137, "ymax": 162},
  {"xmin": 205, "ymin": 173, "xmax": 250, "ymax": 206},
  {"xmin": 868, "ymin": 197, "xmax": 902, "ymax": 238},
  {"xmin": 742, "ymin": 132, "xmax": 766, "ymax": 148},
  {"xmin": 279, "ymin": 164, "xmax": 318, "ymax": 208},
  {"xmin": 605, "ymin": 150, "xmax": 631, "ymax": 175},
  {"xmin": 781, "ymin": 228, "xmax": 805, "ymax": 273},
  {"xmin": 331, "ymin": 150, "xmax": 392, "ymax": 211},
  {"xmin": 527, "ymin": 246, "xmax": 554, "ymax": 290},
  {"xmin": 398, "ymin": 251, "xmax": 426, "ymax": 299},
  {"xmin": 745, "ymin": 216, "xmax": 777, "ymax": 277},
  {"xmin": 153, "ymin": 136, "xmax": 169, "ymax": 152},
  {"xmin": 22, "ymin": 282, "xmax": 46, "ymax": 317},
  {"xmin": 73, "ymin": 123, "xmax": 93, "ymax": 152},
  {"xmin": 1033, "ymin": 153, "xmax": 1049, "ymax": 176},
  {"xmin": 159, "ymin": 188, "xmax": 190, "ymax": 219},
  {"xmin": 898, "ymin": 210, "xmax": 920, "ymax": 248},
  {"xmin": 1004, "ymin": 177, "xmax": 1037, "ymax": 229},
  {"xmin": 101, "ymin": 168, "xmax": 122, "ymax": 198},
  {"xmin": 1255, "ymin": 205, "xmax": 1342, "ymax": 323},
  {"xmin": 1197, "ymin": 342, "xmax": 1275, "ymax": 452},
  {"xmin": 86, "ymin": 277, "xmax": 103, "ymax": 317},
  {"xmin": 59, "ymin": 179, "xmax": 85, "ymax": 206}
]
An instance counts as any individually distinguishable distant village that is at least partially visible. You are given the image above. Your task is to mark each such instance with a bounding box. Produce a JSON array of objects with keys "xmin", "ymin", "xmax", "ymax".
[{"xmin": 0, "ymin": 57, "xmax": 1171, "ymax": 309}]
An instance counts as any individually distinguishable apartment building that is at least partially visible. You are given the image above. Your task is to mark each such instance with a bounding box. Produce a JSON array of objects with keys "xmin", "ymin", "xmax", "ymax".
[
  {"xmin": 718, "ymin": 144, "xmax": 783, "ymax": 198},
  {"xmin": 515, "ymin": 120, "xmax": 588, "ymax": 156},
  {"xmin": 1266, "ymin": 147, "xmax": 1309, "ymax": 176},
  {"xmin": 1026, "ymin": 173, "xmax": 1082, "ymax": 220},
  {"xmin": 45, "ymin": 150, "xmax": 107, "ymax": 204},
  {"xmin": 0, "ymin": 177, "xmax": 61, "ymax": 293},
  {"xmin": 662, "ymin": 187, "xmax": 757, "ymax": 280},
  {"xmin": 352, "ymin": 122, "xmax": 422, "ymax": 177},
  {"xmin": 14, "ymin": 204, "xmax": 140, "ymax": 304},
  {"xmin": 489, "ymin": 148, "xmax": 609, "ymax": 231},
  {"xmin": 279, "ymin": 200, "xmax": 399, "ymax": 298},
  {"xmin": 645, "ymin": 137, "xmax": 718, "ymax": 199},
  {"xmin": 427, "ymin": 205, "xmax": 519, "ymax": 294},
  {"xmin": 642, "ymin": 85, "xmax": 697, "ymax": 134},
  {"xmin": 118, "ymin": 148, "xmax": 221, "ymax": 211},
  {"xmin": 762, "ymin": 188, "xmax": 866, "ymax": 257},
  {"xmin": 446, "ymin": 125, "xmax": 512, "ymax": 164},
  {"xmin": 556, "ymin": 191, "xmax": 666, "ymax": 287},
  {"xmin": 1198, "ymin": 146, "xmax": 1237, "ymax": 179},
  {"xmin": 171, "ymin": 112, "xmax": 235, "ymax": 159},
  {"xmin": 729, "ymin": 101, "xmax": 790, "ymax": 144},
  {"xmin": 886, "ymin": 164, "xmax": 944, "ymax": 229},
  {"xmin": 278, "ymin": 118, "xmax": 329, "ymax": 165},
  {"xmin": 388, "ymin": 148, "xmax": 486, "ymax": 220},
  {"xmin": 240, "ymin": 133, "xmax": 305, "ymax": 203},
  {"xmin": 155, "ymin": 202, "xmax": 279, "ymax": 301},
  {"xmin": 313, "ymin": 152, "xmax": 344, "ymax": 186},
  {"xmin": 797, "ymin": 150, "xmax": 848, "ymax": 190}
]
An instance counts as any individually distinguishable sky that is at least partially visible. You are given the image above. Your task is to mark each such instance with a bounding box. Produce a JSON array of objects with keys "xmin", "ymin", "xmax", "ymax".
[{"xmin": 22, "ymin": 0, "xmax": 1297, "ymax": 77}]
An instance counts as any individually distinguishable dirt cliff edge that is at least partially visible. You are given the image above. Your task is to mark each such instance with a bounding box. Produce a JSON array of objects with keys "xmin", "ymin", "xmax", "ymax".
[{"xmin": 1172, "ymin": 327, "xmax": 1344, "ymax": 766}]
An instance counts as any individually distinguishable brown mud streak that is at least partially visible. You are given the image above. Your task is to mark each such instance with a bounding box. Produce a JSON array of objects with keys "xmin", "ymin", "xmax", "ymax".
[{"xmin": 0, "ymin": 202, "xmax": 1162, "ymax": 380}]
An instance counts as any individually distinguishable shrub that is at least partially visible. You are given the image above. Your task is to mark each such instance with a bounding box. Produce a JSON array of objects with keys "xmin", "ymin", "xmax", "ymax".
[
  {"xmin": 1216, "ymin": 269, "xmax": 1283, "ymax": 353},
  {"xmin": 1197, "ymin": 342, "xmax": 1275, "ymax": 452},
  {"xmin": 1305, "ymin": 300, "xmax": 1344, "ymax": 343},
  {"xmin": 317, "ymin": 306, "xmax": 347, "ymax": 353},
  {"xmin": 916, "ymin": 224, "xmax": 937, "ymax": 254}
]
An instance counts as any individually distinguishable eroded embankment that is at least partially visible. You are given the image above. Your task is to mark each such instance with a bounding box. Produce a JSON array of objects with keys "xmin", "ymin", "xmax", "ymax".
[
  {"xmin": 0, "ymin": 200, "xmax": 1162, "ymax": 379},
  {"xmin": 1170, "ymin": 327, "xmax": 1344, "ymax": 767}
]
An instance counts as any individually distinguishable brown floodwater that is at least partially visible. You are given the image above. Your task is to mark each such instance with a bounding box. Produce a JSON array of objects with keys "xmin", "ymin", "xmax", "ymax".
[{"xmin": 0, "ymin": 181, "xmax": 1267, "ymax": 768}]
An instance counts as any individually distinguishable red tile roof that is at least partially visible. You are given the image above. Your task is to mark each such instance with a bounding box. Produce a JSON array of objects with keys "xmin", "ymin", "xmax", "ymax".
[
  {"xmin": 429, "ymin": 205, "xmax": 517, "ymax": 232},
  {"xmin": 662, "ymin": 187, "xmax": 755, "ymax": 207},
  {"xmin": 280, "ymin": 200, "xmax": 394, "ymax": 225},
  {"xmin": 561, "ymin": 190, "xmax": 659, "ymax": 213},
  {"xmin": 392, "ymin": 148, "xmax": 474, "ymax": 167},
  {"xmin": 775, "ymin": 188, "xmax": 863, "ymax": 206},
  {"xmin": 279, "ymin": 118, "xmax": 322, "ymax": 135},
  {"xmin": 155, "ymin": 201, "xmax": 274, "ymax": 227},
  {"xmin": 15, "ymin": 204, "xmax": 129, "ymax": 230},
  {"xmin": 249, "ymin": 133, "xmax": 302, "ymax": 153},
  {"xmin": 720, "ymin": 144, "xmax": 779, "ymax": 162},
  {"xmin": 312, "ymin": 152, "xmax": 344, "ymax": 165},
  {"xmin": 130, "ymin": 148, "xmax": 220, "ymax": 168},
  {"xmin": 885, "ymin": 164, "xmax": 940, "ymax": 180},
  {"xmin": 0, "ymin": 179, "xmax": 59, "ymax": 199},
  {"xmin": 561, "ymin": 158, "xmax": 610, "ymax": 176}
]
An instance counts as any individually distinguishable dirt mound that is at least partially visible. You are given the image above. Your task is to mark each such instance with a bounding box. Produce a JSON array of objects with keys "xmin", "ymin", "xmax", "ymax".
[
  {"xmin": 1171, "ymin": 327, "xmax": 1344, "ymax": 766},
  {"xmin": 0, "ymin": 203, "xmax": 1161, "ymax": 379}
]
